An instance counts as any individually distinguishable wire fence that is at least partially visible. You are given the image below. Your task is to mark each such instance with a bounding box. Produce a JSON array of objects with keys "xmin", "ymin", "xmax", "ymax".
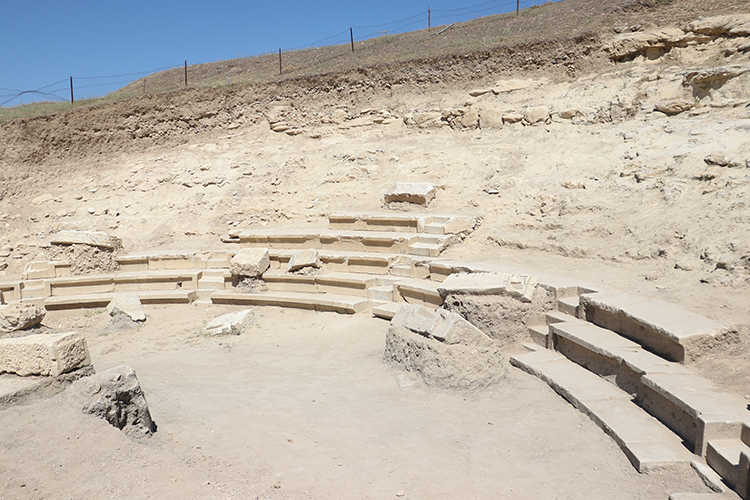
[{"xmin": 1, "ymin": 0, "xmax": 550, "ymax": 108}]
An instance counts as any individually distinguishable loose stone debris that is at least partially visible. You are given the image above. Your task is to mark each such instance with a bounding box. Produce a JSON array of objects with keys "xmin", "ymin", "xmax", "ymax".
[{"xmin": 203, "ymin": 309, "xmax": 258, "ymax": 336}]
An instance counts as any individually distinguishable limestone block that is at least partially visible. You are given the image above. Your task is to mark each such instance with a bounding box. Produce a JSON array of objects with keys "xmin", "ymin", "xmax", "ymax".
[
  {"xmin": 106, "ymin": 294, "xmax": 146, "ymax": 322},
  {"xmin": 51, "ymin": 230, "xmax": 122, "ymax": 249},
  {"xmin": 479, "ymin": 108, "xmax": 504, "ymax": 129},
  {"xmin": 71, "ymin": 365, "xmax": 156, "ymax": 438},
  {"xmin": 655, "ymin": 99, "xmax": 693, "ymax": 115},
  {"xmin": 0, "ymin": 332, "xmax": 91, "ymax": 377},
  {"xmin": 437, "ymin": 272, "xmax": 539, "ymax": 303},
  {"xmin": 287, "ymin": 249, "xmax": 320, "ymax": 272},
  {"xmin": 502, "ymin": 112, "xmax": 524, "ymax": 123},
  {"xmin": 204, "ymin": 309, "xmax": 257, "ymax": 336},
  {"xmin": 0, "ymin": 303, "xmax": 46, "ymax": 333},
  {"xmin": 230, "ymin": 248, "xmax": 270, "ymax": 277},
  {"xmin": 524, "ymin": 106, "xmax": 550, "ymax": 125},
  {"xmin": 384, "ymin": 183, "xmax": 436, "ymax": 206}
]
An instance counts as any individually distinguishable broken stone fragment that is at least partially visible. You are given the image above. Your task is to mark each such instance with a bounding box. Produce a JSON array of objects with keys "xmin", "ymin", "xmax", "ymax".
[
  {"xmin": 204, "ymin": 309, "xmax": 257, "ymax": 336},
  {"xmin": 50, "ymin": 230, "xmax": 122, "ymax": 249},
  {"xmin": 384, "ymin": 182, "xmax": 437, "ymax": 206},
  {"xmin": 230, "ymin": 248, "xmax": 270, "ymax": 277},
  {"xmin": 287, "ymin": 249, "xmax": 320, "ymax": 272},
  {"xmin": 106, "ymin": 295, "xmax": 146, "ymax": 322},
  {"xmin": 0, "ymin": 303, "xmax": 46, "ymax": 333},
  {"xmin": 71, "ymin": 365, "xmax": 156, "ymax": 438}
]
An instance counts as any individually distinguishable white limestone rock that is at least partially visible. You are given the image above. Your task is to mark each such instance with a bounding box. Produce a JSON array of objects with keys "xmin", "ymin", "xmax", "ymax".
[
  {"xmin": 524, "ymin": 106, "xmax": 550, "ymax": 125},
  {"xmin": 437, "ymin": 272, "xmax": 540, "ymax": 303},
  {"xmin": 384, "ymin": 182, "xmax": 437, "ymax": 206},
  {"xmin": 204, "ymin": 309, "xmax": 258, "ymax": 336},
  {"xmin": 0, "ymin": 303, "xmax": 46, "ymax": 333},
  {"xmin": 106, "ymin": 295, "xmax": 146, "ymax": 322},
  {"xmin": 390, "ymin": 303, "xmax": 493, "ymax": 347},
  {"xmin": 287, "ymin": 249, "xmax": 320, "ymax": 272},
  {"xmin": 0, "ymin": 331, "xmax": 91, "ymax": 377},
  {"xmin": 230, "ymin": 248, "xmax": 270, "ymax": 277}
]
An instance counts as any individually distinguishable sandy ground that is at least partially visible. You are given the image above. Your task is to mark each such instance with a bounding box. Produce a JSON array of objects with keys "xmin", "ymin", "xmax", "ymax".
[{"xmin": 0, "ymin": 306, "xmax": 710, "ymax": 500}]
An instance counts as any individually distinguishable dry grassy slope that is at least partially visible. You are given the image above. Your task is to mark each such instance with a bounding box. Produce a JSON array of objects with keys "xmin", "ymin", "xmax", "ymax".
[{"xmin": 0, "ymin": 0, "xmax": 747, "ymax": 188}]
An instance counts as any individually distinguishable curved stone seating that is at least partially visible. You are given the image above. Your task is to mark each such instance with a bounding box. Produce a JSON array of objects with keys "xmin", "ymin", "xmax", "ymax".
[{"xmin": 2, "ymin": 209, "xmax": 747, "ymax": 497}]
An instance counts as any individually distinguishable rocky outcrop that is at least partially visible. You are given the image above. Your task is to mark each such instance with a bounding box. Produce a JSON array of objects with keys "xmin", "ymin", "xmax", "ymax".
[{"xmin": 608, "ymin": 15, "xmax": 750, "ymax": 61}]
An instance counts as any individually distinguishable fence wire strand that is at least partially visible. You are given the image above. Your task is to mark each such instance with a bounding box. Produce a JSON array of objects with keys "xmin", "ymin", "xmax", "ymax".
[{"xmin": 3, "ymin": 0, "xmax": 554, "ymax": 107}]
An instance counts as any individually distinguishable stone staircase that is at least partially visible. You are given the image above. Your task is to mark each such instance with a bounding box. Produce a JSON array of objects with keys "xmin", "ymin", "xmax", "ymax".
[{"xmin": 514, "ymin": 291, "xmax": 750, "ymax": 498}]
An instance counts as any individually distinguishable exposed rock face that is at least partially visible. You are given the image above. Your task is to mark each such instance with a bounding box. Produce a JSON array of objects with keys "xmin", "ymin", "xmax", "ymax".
[
  {"xmin": 106, "ymin": 295, "xmax": 146, "ymax": 322},
  {"xmin": 72, "ymin": 365, "xmax": 156, "ymax": 438},
  {"xmin": 685, "ymin": 14, "xmax": 750, "ymax": 37},
  {"xmin": 230, "ymin": 248, "xmax": 270, "ymax": 277},
  {"xmin": 0, "ymin": 331, "xmax": 91, "ymax": 377},
  {"xmin": 204, "ymin": 309, "xmax": 257, "ymax": 336},
  {"xmin": 384, "ymin": 304, "xmax": 505, "ymax": 389},
  {"xmin": 0, "ymin": 303, "xmax": 46, "ymax": 333},
  {"xmin": 287, "ymin": 249, "xmax": 320, "ymax": 272}
]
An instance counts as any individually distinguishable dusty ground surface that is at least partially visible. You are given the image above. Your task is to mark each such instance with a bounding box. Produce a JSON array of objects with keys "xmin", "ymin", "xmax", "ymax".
[
  {"xmin": 0, "ymin": 306, "xmax": 710, "ymax": 499},
  {"xmin": 1, "ymin": 0, "xmax": 750, "ymax": 497}
]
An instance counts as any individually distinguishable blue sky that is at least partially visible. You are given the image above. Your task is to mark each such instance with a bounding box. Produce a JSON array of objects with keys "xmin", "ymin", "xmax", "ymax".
[{"xmin": 1, "ymin": 0, "xmax": 556, "ymax": 107}]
